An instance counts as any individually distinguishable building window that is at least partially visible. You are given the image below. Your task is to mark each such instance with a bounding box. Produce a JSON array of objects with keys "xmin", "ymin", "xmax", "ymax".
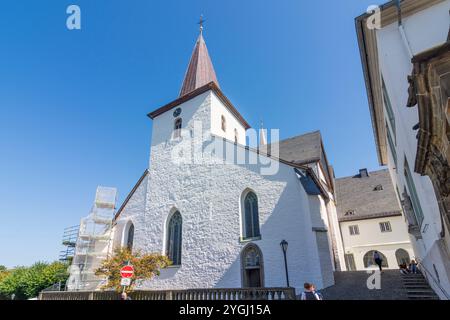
[
  {"xmin": 242, "ymin": 191, "xmax": 261, "ymax": 240},
  {"xmin": 126, "ymin": 222, "xmax": 134, "ymax": 251},
  {"xmin": 382, "ymin": 77, "xmax": 396, "ymax": 143},
  {"xmin": 404, "ymin": 158, "xmax": 424, "ymax": 227},
  {"xmin": 345, "ymin": 210, "xmax": 355, "ymax": 216},
  {"xmin": 349, "ymin": 225, "xmax": 359, "ymax": 236},
  {"xmin": 234, "ymin": 129, "xmax": 238, "ymax": 144},
  {"xmin": 379, "ymin": 221, "xmax": 392, "ymax": 233},
  {"xmin": 221, "ymin": 115, "xmax": 226, "ymax": 132},
  {"xmin": 386, "ymin": 121, "xmax": 397, "ymax": 168},
  {"xmin": 166, "ymin": 211, "xmax": 182, "ymax": 266},
  {"xmin": 173, "ymin": 118, "xmax": 182, "ymax": 138},
  {"xmin": 374, "ymin": 184, "xmax": 383, "ymax": 191}
]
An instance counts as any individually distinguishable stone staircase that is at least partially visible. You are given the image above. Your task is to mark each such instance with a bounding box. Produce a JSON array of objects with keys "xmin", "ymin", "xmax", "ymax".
[
  {"xmin": 401, "ymin": 273, "xmax": 439, "ymax": 300},
  {"xmin": 320, "ymin": 270, "xmax": 440, "ymax": 300}
]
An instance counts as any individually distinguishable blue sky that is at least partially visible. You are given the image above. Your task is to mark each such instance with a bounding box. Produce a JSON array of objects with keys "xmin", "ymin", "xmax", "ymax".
[{"xmin": 0, "ymin": 0, "xmax": 385, "ymax": 267}]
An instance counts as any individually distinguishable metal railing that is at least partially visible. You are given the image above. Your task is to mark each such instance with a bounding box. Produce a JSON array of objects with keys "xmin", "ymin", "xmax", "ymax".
[
  {"xmin": 417, "ymin": 260, "xmax": 450, "ymax": 300},
  {"xmin": 39, "ymin": 287, "xmax": 296, "ymax": 300}
]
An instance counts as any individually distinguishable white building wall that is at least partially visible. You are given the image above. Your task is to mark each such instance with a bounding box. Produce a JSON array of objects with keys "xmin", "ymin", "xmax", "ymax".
[
  {"xmin": 210, "ymin": 92, "xmax": 247, "ymax": 145},
  {"xmin": 340, "ymin": 216, "xmax": 414, "ymax": 270},
  {"xmin": 112, "ymin": 89, "xmax": 337, "ymax": 292},
  {"xmin": 375, "ymin": 0, "xmax": 450, "ymax": 298}
]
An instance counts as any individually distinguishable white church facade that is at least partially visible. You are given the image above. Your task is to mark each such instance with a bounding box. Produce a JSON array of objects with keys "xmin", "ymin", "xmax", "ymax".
[{"xmin": 93, "ymin": 27, "xmax": 347, "ymax": 293}]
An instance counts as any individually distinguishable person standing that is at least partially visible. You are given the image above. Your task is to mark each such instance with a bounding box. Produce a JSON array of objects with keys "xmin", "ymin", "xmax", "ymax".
[
  {"xmin": 409, "ymin": 260, "xmax": 418, "ymax": 274},
  {"xmin": 300, "ymin": 283, "xmax": 323, "ymax": 300},
  {"xmin": 373, "ymin": 251, "xmax": 383, "ymax": 272}
]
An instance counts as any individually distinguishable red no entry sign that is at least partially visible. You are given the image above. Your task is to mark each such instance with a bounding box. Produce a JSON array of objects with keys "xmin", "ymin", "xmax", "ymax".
[{"xmin": 120, "ymin": 265, "xmax": 134, "ymax": 278}]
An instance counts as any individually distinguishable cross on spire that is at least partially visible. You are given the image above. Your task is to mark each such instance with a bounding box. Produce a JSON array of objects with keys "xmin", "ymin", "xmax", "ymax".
[{"xmin": 198, "ymin": 14, "xmax": 205, "ymax": 33}]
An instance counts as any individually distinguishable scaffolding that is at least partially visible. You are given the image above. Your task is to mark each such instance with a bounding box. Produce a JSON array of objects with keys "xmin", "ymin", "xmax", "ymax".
[
  {"xmin": 66, "ymin": 186, "xmax": 117, "ymax": 291},
  {"xmin": 59, "ymin": 225, "xmax": 79, "ymax": 263}
]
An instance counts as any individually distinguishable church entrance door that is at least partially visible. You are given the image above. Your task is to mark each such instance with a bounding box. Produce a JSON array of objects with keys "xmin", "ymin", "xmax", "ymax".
[{"xmin": 241, "ymin": 244, "xmax": 264, "ymax": 288}]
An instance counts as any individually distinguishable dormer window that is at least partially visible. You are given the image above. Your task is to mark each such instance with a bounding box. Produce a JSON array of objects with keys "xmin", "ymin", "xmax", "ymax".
[
  {"xmin": 345, "ymin": 210, "xmax": 355, "ymax": 216},
  {"xmin": 374, "ymin": 185, "xmax": 383, "ymax": 191},
  {"xmin": 174, "ymin": 118, "xmax": 182, "ymax": 138},
  {"xmin": 221, "ymin": 115, "xmax": 226, "ymax": 132}
]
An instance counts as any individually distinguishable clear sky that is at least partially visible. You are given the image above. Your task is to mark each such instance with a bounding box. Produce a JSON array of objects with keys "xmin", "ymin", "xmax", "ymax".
[{"xmin": 0, "ymin": 0, "xmax": 386, "ymax": 267}]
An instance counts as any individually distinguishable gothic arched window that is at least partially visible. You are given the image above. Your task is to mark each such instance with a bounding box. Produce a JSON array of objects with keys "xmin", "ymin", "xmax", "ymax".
[
  {"xmin": 166, "ymin": 211, "xmax": 182, "ymax": 265},
  {"xmin": 242, "ymin": 191, "xmax": 261, "ymax": 240},
  {"xmin": 221, "ymin": 115, "xmax": 226, "ymax": 132},
  {"xmin": 174, "ymin": 118, "xmax": 182, "ymax": 138},
  {"xmin": 241, "ymin": 244, "xmax": 264, "ymax": 288},
  {"xmin": 126, "ymin": 223, "xmax": 134, "ymax": 251}
]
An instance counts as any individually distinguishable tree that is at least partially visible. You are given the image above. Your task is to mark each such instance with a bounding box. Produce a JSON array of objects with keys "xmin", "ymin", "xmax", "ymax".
[
  {"xmin": 95, "ymin": 248, "xmax": 171, "ymax": 292},
  {"xmin": 0, "ymin": 265, "xmax": 7, "ymax": 272},
  {"xmin": 0, "ymin": 262, "xmax": 69, "ymax": 300}
]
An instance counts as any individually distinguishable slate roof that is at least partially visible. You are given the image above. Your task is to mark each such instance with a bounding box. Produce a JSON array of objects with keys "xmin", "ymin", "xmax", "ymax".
[
  {"xmin": 335, "ymin": 169, "xmax": 402, "ymax": 222},
  {"xmin": 267, "ymin": 130, "xmax": 323, "ymax": 165}
]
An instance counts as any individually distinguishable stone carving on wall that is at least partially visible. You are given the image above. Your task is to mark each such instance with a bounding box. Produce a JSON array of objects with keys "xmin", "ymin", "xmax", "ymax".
[
  {"xmin": 401, "ymin": 191, "xmax": 423, "ymax": 240},
  {"xmin": 407, "ymin": 39, "xmax": 450, "ymax": 238}
]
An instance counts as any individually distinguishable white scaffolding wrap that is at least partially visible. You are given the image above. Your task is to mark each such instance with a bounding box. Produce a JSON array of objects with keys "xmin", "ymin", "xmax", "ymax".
[{"xmin": 66, "ymin": 186, "xmax": 117, "ymax": 291}]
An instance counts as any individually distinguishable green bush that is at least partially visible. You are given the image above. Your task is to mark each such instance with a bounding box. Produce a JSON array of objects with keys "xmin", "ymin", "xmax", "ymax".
[{"xmin": 0, "ymin": 262, "xmax": 69, "ymax": 300}]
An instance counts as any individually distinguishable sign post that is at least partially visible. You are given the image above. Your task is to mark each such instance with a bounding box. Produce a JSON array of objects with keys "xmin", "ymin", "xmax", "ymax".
[{"xmin": 120, "ymin": 264, "xmax": 134, "ymax": 294}]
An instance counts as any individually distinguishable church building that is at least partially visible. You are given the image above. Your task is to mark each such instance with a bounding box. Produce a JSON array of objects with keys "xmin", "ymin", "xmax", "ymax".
[{"xmin": 77, "ymin": 25, "xmax": 347, "ymax": 293}]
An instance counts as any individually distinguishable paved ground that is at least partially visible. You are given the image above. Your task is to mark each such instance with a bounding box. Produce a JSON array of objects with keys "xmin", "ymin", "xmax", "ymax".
[{"xmin": 319, "ymin": 270, "xmax": 410, "ymax": 300}]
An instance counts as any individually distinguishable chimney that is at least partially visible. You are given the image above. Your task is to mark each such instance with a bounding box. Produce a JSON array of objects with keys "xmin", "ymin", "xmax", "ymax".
[{"xmin": 359, "ymin": 168, "xmax": 369, "ymax": 178}]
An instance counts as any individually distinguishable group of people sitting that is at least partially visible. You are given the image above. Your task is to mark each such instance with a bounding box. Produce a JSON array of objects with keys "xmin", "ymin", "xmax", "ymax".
[{"xmin": 399, "ymin": 259, "xmax": 418, "ymax": 275}]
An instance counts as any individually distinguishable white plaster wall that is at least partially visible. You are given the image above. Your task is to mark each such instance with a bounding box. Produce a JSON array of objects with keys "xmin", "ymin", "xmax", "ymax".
[
  {"xmin": 340, "ymin": 216, "xmax": 415, "ymax": 270},
  {"xmin": 210, "ymin": 92, "xmax": 247, "ymax": 145},
  {"xmin": 112, "ymin": 89, "xmax": 337, "ymax": 292},
  {"xmin": 374, "ymin": 1, "xmax": 450, "ymax": 295},
  {"xmin": 111, "ymin": 174, "xmax": 149, "ymax": 251}
]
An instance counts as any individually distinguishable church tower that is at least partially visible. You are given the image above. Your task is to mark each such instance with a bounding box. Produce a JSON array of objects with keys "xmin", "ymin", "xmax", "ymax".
[{"xmin": 147, "ymin": 22, "xmax": 250, "ymax": 151}]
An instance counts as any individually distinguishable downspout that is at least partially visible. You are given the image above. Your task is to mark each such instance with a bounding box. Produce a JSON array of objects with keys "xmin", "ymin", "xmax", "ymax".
[{"xmin": 396, "ymin": 0, "xmax": 414, "ymax": 58}]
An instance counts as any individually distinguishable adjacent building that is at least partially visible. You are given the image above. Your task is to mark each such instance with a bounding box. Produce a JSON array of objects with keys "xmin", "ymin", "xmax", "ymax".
[
  {"xmin": 356, "ymin": 0, "xmax": 450, "ymax": 298},
  {"xmin": 336, "ymin": 169, "xmax": 413, "ymax": 270}
]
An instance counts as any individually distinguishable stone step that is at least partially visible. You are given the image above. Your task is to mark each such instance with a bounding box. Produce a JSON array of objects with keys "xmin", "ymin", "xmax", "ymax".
[{"xmin": 408, "ymin": 296, "xmax": 439, "ymax": 300}]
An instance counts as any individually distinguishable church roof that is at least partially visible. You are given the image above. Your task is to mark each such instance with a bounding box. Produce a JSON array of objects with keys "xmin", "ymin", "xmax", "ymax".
[
  {"xmin": 266, "ymin": 131, "xmax": 335, "ymax": 192},
  {"xmin": 179, "ymin": 31, "xmax": 220, "ymax": 97},
  {"xmin": 335, "ymin": 169, "xmax": 402, "ymax": 222},
  {"xmin": 268, "ymin": 131, "xmax": 323, "ymax": 165}
]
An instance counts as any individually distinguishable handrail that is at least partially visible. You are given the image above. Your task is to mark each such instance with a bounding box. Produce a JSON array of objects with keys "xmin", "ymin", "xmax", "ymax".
[{"xmin": 417, "ymin": 260, "xmax": 450, "ymax": 300}]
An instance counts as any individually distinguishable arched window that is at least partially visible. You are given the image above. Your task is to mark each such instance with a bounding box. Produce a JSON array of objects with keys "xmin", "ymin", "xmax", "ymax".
[
  {"xmin": 242, "ymin": 191, "xmax": 261, "ymax": 240},
  {"xmin": 234, "ymin": 129, "xmax": 238, "ymax": 144},
  {"xmin": 241, "ymin": 244, "xmax": 264, "ymax": 288},
  {"xmin": 166, "ymin": 211, "xmax": 182, "ymax": 265},
  {"xmin": 174, "ymin": 118, "xmax": 182, "ymax": 138},
  {"xmin": 126, "ymin": 222, "xmax": 134, "ymax": 251},
  {"xmin": 363, "ymin": 250, "xmax": 388, "ymax": 268},
  {"xmin": 395, "ymin": 249, "xmax": 410, "ymax": 265},
  {"xmin": 221, "ymin": 115, "xmax": 226, "ymax": 132}
]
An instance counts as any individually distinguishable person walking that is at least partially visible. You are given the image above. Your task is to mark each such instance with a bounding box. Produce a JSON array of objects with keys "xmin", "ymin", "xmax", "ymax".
[
  {"xmin": 373, "ymin": 251, "xmax": 383, "ymax": 272},
  {"xmin": 409, "ymin": 260, "xmax": 418, "ymax": 274},
  {"xmin": 300, "ymin": 283, "xmax": 323, "ymax": 300}
]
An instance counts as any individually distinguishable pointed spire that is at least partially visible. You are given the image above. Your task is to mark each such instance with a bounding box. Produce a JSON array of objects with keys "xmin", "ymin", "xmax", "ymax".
[
  {"xmin": 259, "ymin": 120, "xmax": 267, "ymax": 146},
  {"xmin": 179, "ymin": 16, "xmax": 220, "ymax": 97}
]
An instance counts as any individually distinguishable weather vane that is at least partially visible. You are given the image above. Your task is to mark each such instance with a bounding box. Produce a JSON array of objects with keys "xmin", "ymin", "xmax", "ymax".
[{"xmin": 198, "ymin": 14, "xmax": 206, "ymax": 33}]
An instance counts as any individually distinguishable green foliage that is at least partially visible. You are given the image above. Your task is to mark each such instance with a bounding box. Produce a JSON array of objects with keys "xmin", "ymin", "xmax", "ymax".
[
  {"xmin": 0, "ymin": 265, "xmax": 6, "ymax": 272},
  {"xmin": 95, "ymin": 248, "xmax": 171, "ymax": 293},
  {"xmin": 0, "ymin": 262, "xmax": 69, "ymax": 300}
]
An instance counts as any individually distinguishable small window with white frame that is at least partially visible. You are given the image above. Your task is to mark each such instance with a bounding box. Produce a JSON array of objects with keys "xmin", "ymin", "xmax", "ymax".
[
  {"xmin": 379, "ymin": 221, "xmax": 392, "ymax": 233},
  {"xmin": 349, "ymin": 225, "xmax": 359, "ymax": 236}
]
